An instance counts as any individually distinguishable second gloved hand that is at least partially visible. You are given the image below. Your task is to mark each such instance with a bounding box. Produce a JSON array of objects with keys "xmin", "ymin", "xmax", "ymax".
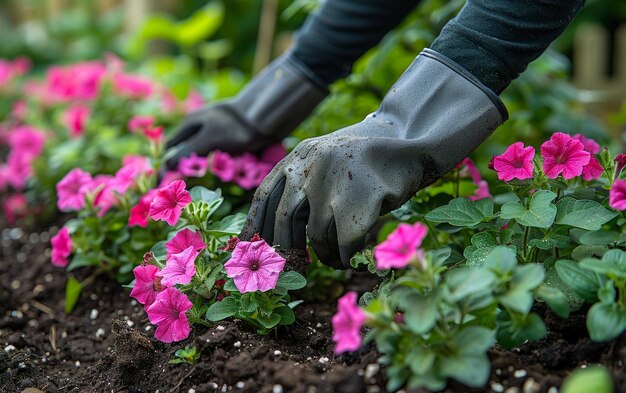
[{"xmin": 242, "ymin": 49, "xmax": 508, "ymax": 268}]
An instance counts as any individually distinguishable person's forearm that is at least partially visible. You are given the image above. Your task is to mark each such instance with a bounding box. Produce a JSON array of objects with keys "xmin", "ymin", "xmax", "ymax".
[
  {"xmin": 431, "ymin": 0, "xmax": 585, "ymax": 94},
  {"xmin": 290, "ymin": 0, "xmax": 420, "ymax": 88}
]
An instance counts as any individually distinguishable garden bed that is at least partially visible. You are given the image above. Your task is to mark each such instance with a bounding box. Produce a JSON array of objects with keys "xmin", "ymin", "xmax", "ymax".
[{"xmin": 2, "ymin": 219, "xmax": 625, "ymax": 393}]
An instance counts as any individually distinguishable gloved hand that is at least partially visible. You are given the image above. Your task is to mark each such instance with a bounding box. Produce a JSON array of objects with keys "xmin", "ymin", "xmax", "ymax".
[
  {"xmin": 165, "ymin": 55, "xmax": 327, "ymax": 169},
  {"xmin": 241, "ymin": 49, "xmax": 508, "ymax": 268}
]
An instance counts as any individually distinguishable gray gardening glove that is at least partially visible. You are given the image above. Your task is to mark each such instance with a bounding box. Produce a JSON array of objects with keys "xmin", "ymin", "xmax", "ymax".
[
  {"xmin": 165, "ymin": 55, "xmax": 327, "ymax": 169},
  {"xmin": 241, "ymin": 49, "xmax": 508, "ymax": 269}
]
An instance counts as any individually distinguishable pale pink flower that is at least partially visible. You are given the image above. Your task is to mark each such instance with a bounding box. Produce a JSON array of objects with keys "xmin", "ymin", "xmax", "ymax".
[
  {"xmin": 63, "ymin": 105, "xmax": 90, "ymax": 138},
  {"xmin": 56, "ymin": 168, "xmax": 93, "ymax": 211},
  {"xmin": 179, "ymin": 153, "xmax": 209, "ymax": 178},
  {"xmin": 5, "ymin": 153, "xmax": 33, "ymax": 190},
  {"xmin": 158, "ymin": 171, "xmax": 182, "ymax": 188},
  {"xmin": 582, "ymin": 157, "xmax": 604, "ymax": 181},
  {"xmin": 541, "ymin": 132, "xmax": 591, "ymax": 179},
  {"xmin": 110, "ymin": 155, "xmax": 153, "ymax": 194},
  {"xmin": 51, "ymin": 227, "xmax": 72, "ymax": 267},
  {"xmin": 112, "ymin": 73, "xmax": 154, "ymax": 99},
  {"xmin": 166, "ymin": 228, "xmax": 206, "ymax": 259},
  {"xmin": 149, "ymin": 179, "xmax": 192, "ymax": 226},
  {"xmin": 183, "ymin": 90, "xmax": 204, "ymax": 114},
  {"xmin": 3, "ymin": 194, "xmax": 27, "ymax": 224},
  {"xmin": 374, "ymin": 222, "xmax": 428, "ymax": 270},
  {"xmin": 161, "ymin": 90, "xmax": 178, "ymax": 114},
  {"xmin": 9, "ymin": 126, "xmax": 45, "ymax": 158},
  {"xmin": 573, "ymin": 134, "xmax": 601, "ymax": 154},
  {"xmin": 92, "ymin": 176, "xmax": 120, "ymax": 217},
  {"xmin": 144, "ymin": 126, "xmax": 163, "ymax": 142},
  {"xmin": 460, "ymin": 158, "xmax": 482, "ymax": 184},
  {"xmin": 160, "ymin": 246, "xmax": 199, "ymax": 286},
  {"xmin": 493, "ymin": 142, "xmax": 535, "ymax": 181},
  {"xmin": 130, "ymin": 264, "xmax": 166, "ymax": 307},
  {"xmin": 11, "ymin": 101, "xmax": 26, "ymax": 120},
  {"xmin": 209, "ymin": 151, "xmax": 236, "ymax": 182},
  {"xmin": 469, "ymin": 180, "xmax": 491, "ymax": 201},
  {"xmin": 610, "ymin": 179, "xmax": 626, "ymax": 211},
  {"xmin": 260, "ymin": 144, "xmax": 287, "ymax": 165},
  {"xmin": 224, "ymin": 240, "xmax": 286, "ymax": 293},
  {"xmin": 146, "ymin": 287, "xmax": 192, "ymax": 343},
  {"xmin": 128, "ymin": 115, "xmax": 154, "ymax": 133},
  {"xmin": 128, "ymin": 189, "xmax": 157, "ymax": 228},
  {"xmin": 332, "ymin": 291, "xmax": 366, "ymax": 354}
]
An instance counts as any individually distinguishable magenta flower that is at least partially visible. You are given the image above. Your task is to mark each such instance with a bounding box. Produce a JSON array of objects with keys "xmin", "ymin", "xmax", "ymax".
[
  {"xmin": 9, "ymin": 126, "xmax": 45, "ymax": 158},
  {"xmin": 128, "ymin": 189, "xmax": 157, "ymax": 228},
  {"xmin": 3, "ymin": 194, "xmax": 27, "ymax": 224},
  {"xmin": 166, "ymin": 228, "xmax": 206, "ymax": 258},
  {"xmin": 573, "ymin": 134, "xmax": 601, "ymax": 154},
  {"xmin": 210, "ymin": 151, "xmax": 236, "ymax": 182},
  {"xmin": 493, "ymin": 142, "xmax": 535, "ymax": 181},
  {"xmin": 582, "ymin": 157, "xmax": 604, "ymax": 181},
  {"xmin": 614, "ymin": 154, "xmax": 626, "ymax": 176},
  {"xmin": 469, "ymin": 180, "xmax": 491, "ymax": 201},
  {"xmin": 332, "ymin": 291, "xmax": 366, "ymax": 354},
  {"xmin": 63, "ymin": 105, "xmax": 90, "ymax": 138},
  {"xmin": 92, "ymin": 177, "xmax": 119, "ymax": 218},
  {"xmin": 224, "ymin": 240, "xmax": 286, "ymax": 293},
  {"xmin": 113, "ymin": 73, "xmax": 154, "ymax": 99},
  {"xmin": 5, "ymin": 153, "xmax": 33, "ymax": 190},
  {"xmin": 541, "ymin": 132, "xmax": 591, "ymax": 179},
  {"xmin": 56, "ymin": 168, "xmax": 92, "ymax": 212},
  {"xmin": 110, "ymin": 155, "xmax": 153, "ymax": 194},
  {"xmin": 460, "ymin": 158, "xmax": 482, "ymax": 184},
  {"xmin": 374, "ymin": 222, "xmax": 428, "ymax": 270},
  {"xmin": 610, "ymin": 180, "xmax": 626, "ymax": 211},
  {"xmin": 51, "ymin": 227, "xmax": 72, "ymax": 268},
  {"xmin": 143, "ymin": 126, "xmax": 163, "ymax": 142},
  {"xmin": 260, "ymin": 144, "xmax": 287, "ymax": 165},
  {"xmin": 149, "ymin": 179, "xmax": 192, "ymax": 226},
  {"xmin": 160, "ymin": 246, "xmax": 199, "ymax": 286},
  {"xmin": 178, "ymin": 153, "xmax": 209, "ymax": 178},
  {"xmin": 158, "ymin": 170, "xmax": 182, "ymax": 188},
  {"xmin": 233, "ymin": 155, "xmax": 267, "ymax": 190},
  {"xmin": 130, "ymin": 264, "xmax": 166, "ymax": 307},
  {"xmin": 146, "ymin": 287, "xmax": 192, "ymax": 343},
  {"xmin": 128, "ymin": 115, "xmax": 154, "ymax": 133}
]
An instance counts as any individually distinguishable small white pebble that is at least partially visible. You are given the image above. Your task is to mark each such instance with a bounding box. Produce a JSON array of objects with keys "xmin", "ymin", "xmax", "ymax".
[
  {"xmin": 10, "ymin": 310, "xmax": 23, "ymax": 318},
  {"xmin": 235, "ymin": 382, "xmax": 245, "ymax": 388},
  {"xmin": 216, "ymin": 325, "xmax": 225, "ymax": 331},
  {"xmin": 75, "ymin": 360, "xmax": 81, "ymax": 367},
  {"xmin": 4, "ymin": 345, "xmax": 16, "ymax": 352},
  {"xmin": 272, "ymin": 385, "xmax": 283, "ymax": 393},
  {"xmin": 357, "ymin": 369, "xmax": 364, "ymax": 376},
  {"xmin": 233, "ymin": 341, "xmax": 241, "ymax": 348},
  {"xmin": 221, "ymin": 385, "xmax": 228, "ymax": 393},
  {"xmin": 89, "ymin": 293, "xmax": 98, "ymax": 301},
  {"xmin": 18, "ymin": 362, "xmax": 26, "ymax": 369},
  {"xmin": 131, "ymin": 300, "xmax": 138, "ymax": 306},
  {"xmin": 366, "ymin": 387, "xmax": 381, "ymax": 393},
  {"xmin": 315, "ymin": 322, "xmax": 322, "ymax": 328},
  {"xmin": 95, "ymin": 328, "xmax": 105, "ymax": 339},
  {"xmin": 364, "ymin": 363, "xmax": 380, "ymax": 380},
  {"xmin": 505, "ymin": 388, "xmax": 520, "ymax": 393},
  {"xmin": 273, "ymin": 350, "xmax": 282, "ymax": 356},
  {"xmin": 318, "ymin": 357, "xmax": 329, "ymax": 364},
  {"xmin": 514, "ymin": 369, "xmax": 528, "ymax": 378},
  {"xmin": 523, "ymin": 378, "xmax": 540, "ymax": 393},
  {"xmin": 10, "ymin": 280, "xmax": 21, "ymax": 290},
  {"xmin": 126, "ymin": 320, "xmax": 134, "ymax": 327},
  {"xmin": 495, "ymin": 368, "xmax": 502, "ymax": 376},
  {"xmin": 61, "ymin": 331, "xmax": 68, "ymax": 339},
  {"xmin": 547, "ymin": 388, "xmax": 557, "ymax": 393},
  {"xmin": 188, "ymin": 389, "xmax": 196, "ymax": 393},
  {"xmin": 90, "ymin": 309, "xmax": 99, "ymax": 320},
  {"xmin": 144, "ymin": 325, "xmax": 152, "ymax": 332},
  {"xmin": 491, "ymin": 382, "xmax": 504, "ymax": 393}
]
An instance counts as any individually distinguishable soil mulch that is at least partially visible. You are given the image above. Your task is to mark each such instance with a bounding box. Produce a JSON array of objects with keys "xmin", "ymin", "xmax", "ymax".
[{"xmin": 1, "ymin": 219, "xmax": 625, "ymax": 393}]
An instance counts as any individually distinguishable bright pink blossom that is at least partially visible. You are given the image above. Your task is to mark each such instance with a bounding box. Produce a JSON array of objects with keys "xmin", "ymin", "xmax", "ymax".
[
  {"xmin": 43, "ymin": 62, "xmax": 106, "ymax": 102},
  {"xmin": 51, "ymin": 227, "xmax": 72, "ymax": 268},
  {"xmin": 332, "ymin": 291, "xmax": 366, "ymax": 354},
  {"xmin": 179, "ymin": 153, "xmax": 209, "ymax": 178},
  {"xmin": 610, "ymin": 179, "xmax": 626, "ymax": 211},
  {"xmin": 493, "ymin": 142, "xmax": 535, "ymax": 181},
  {"xmin": 3, "ymin": 194, "xmax": 27, "ymax": 224},
  {"xmin": 541, "ymin": 132, "xmax": 591, "ymax": 179},
  {"xmin": 92, "ymin": 176, "xmax": 119, "ymax": 217},
  {"xmin": 130, "ymin": 264, "xmax": 166, "ymax": 307},
  {"xmin": 469, "ymin": 180, "xmax": 491, "ymax": 201},
  {"xmin": 160, "ymin": 246, "xmax": 199, "ymax": 286},
  {"xmin": 573, "ymin": 134, "xmax": 601, "ymax": 154},
  {"xmin": 128, "ymin": 115, "xmax": 154, "ymax": 133},
  {"xmin": 8, "ymin": 126, "xmax": 45, "ymax": 158},
  {"xmin": 56, "ymin": 168, "xmax": 93, "ymax": 211},
  {"xmin": 166, "ymin": 228, "xmax": 206, "ymax": 259},
  {"xmin": 5, "ymin": 153, "xmax": 33, "ymax": 190},
  {"xmin": 224, "ymin": 240, "xmax": 286, "ymax": 293},
  {"xmin": 158, "ymin": 171, "xmax": 183, "ymax": 188},
  {"xmin": 614, "ymin": 154, "xmax": 626, "ymax": 176},
  {"xmin": 63, "ymin": 105, "xmax": 90, "ymax": 138},
  {"xmin": 149, "ymin": 179, "xmax": 192, "ymax": 226},
  {"xmin": 113, "ymin": 73, "xmax": 154, "ymax": 99},
  {"xmin": 210, "ymin": 151, "xmax": 236, "ymax": 182},
  {"xmin": 110, "ymin": 155, "xmax": 153, "ymax": 194},
  {"xmin": 128, "ymin": 189, "xmax": 157, "ymax": 227},
  {"xmin": 146, "ymin": 287, "xmax": 192, "ymax": 343},
  {"xmin": 582, "ymin": 157, "xmax": 604, "ymax": 181},
  {"xmin": 374, "ymin": 222, "xmax": 428, "ymax": 270},
  {"xmin": 144, "ymin": 126, "xmax": 163, "ymax": 142},
  {"xmin": 260, "ymin": 144, "xmax": 287, "ymax": 165}
]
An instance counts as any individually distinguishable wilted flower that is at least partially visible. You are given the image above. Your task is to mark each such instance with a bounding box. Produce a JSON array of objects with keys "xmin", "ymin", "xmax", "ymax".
[
  {"xmin": 374, "ymin": 222, "xmax": 428, "ymax": 270},
  {"xmin": 51, "ymin": 227, "xmax": 72, "ymax": 267},
  {"xmin": 224, "ymin": 240, "xmax": 286, "ymax": 293},
  {"xmin": 493, "ymin": 142, "xmax": 535, "ymax": 181},
  {"xmin": 130, "ymin": 264, "xmax": 166, "ymax": 307},
  {"xmin": 56, "ymin": 168, "xmax": 92, "ymax": 212},
  {"xmin": 332, "ymin": 292, "xmax": 366, "ymax": 354},
  {"xmin": 166, "ymin": 228, "xmax": 206, "ymax": 258},
  {"xmin": 610, "ymin": 179, "xmax": 626, "ymax": 211},
  {"xmin": 541, "ymin": 132, "xmax": 590, "ymax": 179},
  {"xmin": 149, "ymin": 179, "xmax": 192, "ymax": 226},
  {"xmin": 146, "ymin": 287, "xmax": 193, "ymax": 343},
  {"xmin": 179, "ymin": 153, "xmax": 209, "ymax": 178}
]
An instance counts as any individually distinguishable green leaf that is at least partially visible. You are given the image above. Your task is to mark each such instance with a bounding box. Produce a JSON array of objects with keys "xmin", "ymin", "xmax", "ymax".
[
  {"xmin": 571, "ymin": 244, "xmax": 608, "ymax": 261},
  {"xmin": 561, "ymin": 366, "xmax": 613, "ymax": 393},
  {"xmin": 425, "ymin": 197, "xmax": 495, "ymax": 227},
  {"xmin": 496, "ymin": 312, "xmax": 546, "ymax": 349},
  {"xmin": 175, "ymin": 3, "xmax": 224, "ymax": 46},
  {"xmin": 580, "ymin": 250, "xmax": 626, "ymax": 279},
  {"xmin": 439, "ymin": 354, "xmax": 491, "ymax": 388},
  {"xmin": 464, "ymin": 232, "xmax": 516, "ymax": 265},
  {"xmin": 223, "ymin": 279, "xmax": 238, "ymax": 292},
  {"xmin": 536, "ymin": 285, "xmax": 570, "ymax": 318},
  {"xmin": 587, "ymin": 302, "xmax": 626, "ymax": 342},
  {"xmin": 205, "ymin": 213, "xmax": 246, "ymax": 236},
  {"xmin": 529, "ymin": 233, "xmax": 571, "ymax": 250},
  {"xmin": 275, "ymin": 306, "xmax": 296, "ymax": 325},
  {"xmin": 151, "ymin": 241, "xmax": 167, "ymax": 262},
  {"xmin": 206, "ymin": 297, "xmax": 238, "ymax": 321},
  {"xmin": 406, "ymin": 349, "xmax": 436, "ymax": 376},
  {"xmin": 257, "ymin": 312, "xmax": 281, "ymax": 329},
  {"xmin": 555, "ymin": 198, "xmax": 618, "ymax": 231},
  {"xmin": 446, "ymin": 268, "xmax": 495, "ymax": 302},
  {"xmin": 500, "ymin": 190, "xmax": 557, "ymax": 228},
  {"xmin": 66, "ymin": 253, "xmax": 100, "ymax": 272},
  {"xmin": 403, "ymin": 296, "xmax": 438, "ymax": 334},
  {"xmin": 555, "ymin": 259, "xmax": 603, "ymax": 302},
  {"xmin": 455, "ymin": 326, "xmax": 495, "ymax": 355},
  {"xmin": 189, "ymin": 186, "xmax": 221, "ymax": 204},
  {"xmin": 65, "ymin": 277, "xmax": 83, "ymax": 314},
  {"xmin": 579, "ymin": 230, "xmax": 623, "ymax": 245},
  {"xmin": 276, "ymin": 271, "xmax": 307, "ymax": 291}
]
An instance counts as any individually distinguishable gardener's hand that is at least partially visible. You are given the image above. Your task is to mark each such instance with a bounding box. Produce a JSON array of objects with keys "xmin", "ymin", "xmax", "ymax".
[
  {"xmin": 241, "ymin": 49, "xmax": 508, "ymax": 268},
  {"xmin": 165, "ymin": 55, "xmax": 327, "ymax": 169}
]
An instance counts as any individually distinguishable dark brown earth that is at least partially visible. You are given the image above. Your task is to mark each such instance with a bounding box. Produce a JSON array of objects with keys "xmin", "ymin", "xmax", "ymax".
[{"xmin": 1, "ymin": 218, "xmax": 625, "ymax": 393}]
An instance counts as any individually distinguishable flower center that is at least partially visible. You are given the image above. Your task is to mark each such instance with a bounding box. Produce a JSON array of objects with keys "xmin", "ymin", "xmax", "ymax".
[
  {"xmin": 555, "ymin": 154, "xmax": 567, "ymax": 164},
  {"xmin": 513, "ymin": 160, "xmax": 524, "ymax": 169},
  {"xmin": 250, "ymin": 261, "xmax": 260, "ymax": 271}
]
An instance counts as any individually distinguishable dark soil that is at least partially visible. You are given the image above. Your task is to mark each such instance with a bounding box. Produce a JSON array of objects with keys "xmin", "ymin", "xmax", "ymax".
[{"xmin": 1, "ymin": 219, "xmax": 625, "ymax": 393}]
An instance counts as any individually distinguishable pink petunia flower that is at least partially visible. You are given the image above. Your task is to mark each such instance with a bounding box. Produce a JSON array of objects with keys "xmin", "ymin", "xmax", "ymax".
[
  {"xmin": 224, "ymin": 240, "xmax": 286, "ymax": 293},
  {"xmin": 5, "ymin": 153, "xmax": 33, "ymax": 190},
  {"xmin": 8, "ymin": 126, "xmax": 45, "ymax": 158},
  {"xmin": 209, "ymin": 151, "xmax": 236, "ymax": 182},
  {"xmin": 374, "ymin": 222, "xmax": 428, "ymax": 270},
  {"xmin": 56, "ymin": 168, "xmax": 93, "ymax": 212},
  {"xmin": 128, "ymin": 115, "xmax": 154, "ymax": 133},
  {"xmin": 573, "ymin": 134, "xmax": 601, "ymax": 155},
  {"xmin": 3, "ymin": 194, "xmax": 27, "ymax": 224},
  {"xmin": 541, "ymin": 132, "xmax": 591, "ymax": 179},
  {"xmin": 146, "ymin": 287, "xmax": 193, "ymax": 343},
  {"xmin": 183, "ymin": 90, "xmax": 204, "ymax": 114},
  {"xmin": 112, "ymin": 73, "xmax": 154, "ymax": 99},
  {"xmin": 92, "ymin": 178, "xmax": 120, "ymax": 218},
  {"xmin": 260, "ymin": 144, "xmax": 287, "ymax": 165},
  {"xmin": 493, "ymin": 142, "xmax": 535, "ymax": 181},
  {"xmin": 178, "ymin": 153, "xmax": 209, "ymax": 178},
  {"xmin": 460, "ymin": 158, "xmax": 482, "ymax": 184},
  {"xmin": 128, "ymin": 189, "xmax": 157, "ymax": 228},
  {"xmin": 614, "ymin": 154, "xmax": 626, "ymax": 176},
  {"xmin": 610, "ymin": 179, "xmax": 626, "ymax": 211},
  {"xmin": 143, "ymin": 126, "xmax": 163, "ymax": 142},
  {"xmin": 149, "ymin": 179, "xmax": 192, "ymax": 226},
  {"xmin": 233, "ymin": 155, "xmax": 266, "ymax": 190},
  {"xmin": 160, "ymin": 246, "xmax": 199, "ymax": 286},
  {"xmin": 130, "ymin": 264, "xmax": 167, "ymax": 307},
  {"xmin": 110, "ymin": 155, "xmax": 153, "ymax": 194},
  {"xmin": 332, "ymin": 291, "xmax": 366, "ymax": 354},
  {"xmin": 51, "ymin": 227, "xmax": 72, "ymax": 268},
  {"xmin": 582, "ymin": 157, "xmax": 604, "ymax": 181},
  {"xmin": 158, "ymin": 170, "xmax": 183, "ymax": 188},
  {"xmin": 469, "ymin": 180, "xmax": 492, "ymax": 201},
  {"xmin": 63, "ymin": 105, "xmax": 91, "ymax": 138},
  {"xmin": 166, "ymin": 228, "xmax": 206, "ymax": 259}
]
